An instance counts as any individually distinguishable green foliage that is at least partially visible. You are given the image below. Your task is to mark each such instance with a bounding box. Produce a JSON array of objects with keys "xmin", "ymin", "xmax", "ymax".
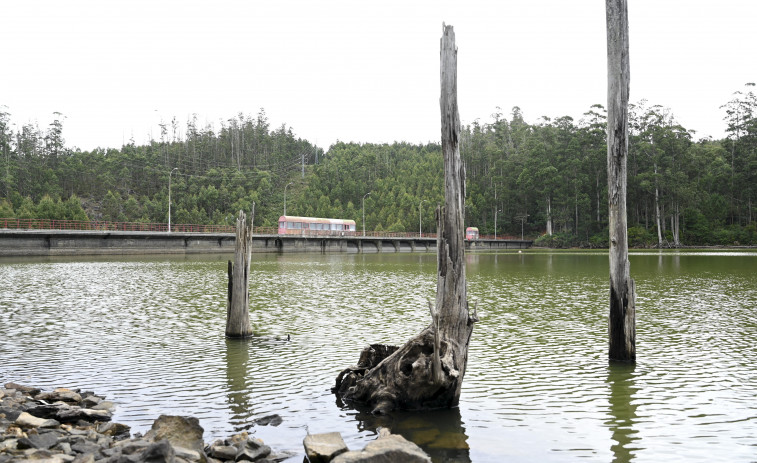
[
  {"xmin": 0, "ymin": 91, "xmax": 755, "ymax": 247},
  {"xmin": 627, "ymin": 226, "xmax": 654, "ymax": 248},
  {"xmin": 0, "ymin": 199, "xmax": 13, "ymax": 217},
  {"xmin": 534, "ymin": 232, "xmax": 578, "ymax": 249}
]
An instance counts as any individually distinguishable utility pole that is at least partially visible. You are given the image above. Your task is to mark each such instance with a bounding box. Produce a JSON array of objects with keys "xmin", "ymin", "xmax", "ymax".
[
  {"xmin": 362, "ymin": 192, "xmax": 371, "ymax": 236},
  {"xmin": 419, "ymin": 199, "xmax": 428, "ymax": 236},
  {"xmin": 168, "ymin": 167, "xmax": 178, "ymax": 233}
]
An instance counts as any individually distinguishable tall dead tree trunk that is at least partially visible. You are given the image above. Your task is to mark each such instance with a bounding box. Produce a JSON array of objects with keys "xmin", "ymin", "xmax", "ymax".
[
  {"xmin": 226, "ymin": 206, "xmax": 254, "ymax": 338},
  {"xmin": 606, "ymin": 0, "xmax": 636, "ymax": 362},
  {"xmin": 333, "ymin": 23, "xmax": 477, "ymax": 414}
]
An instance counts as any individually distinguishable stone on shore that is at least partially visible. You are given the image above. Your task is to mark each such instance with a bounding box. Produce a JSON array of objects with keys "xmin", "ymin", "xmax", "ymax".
[
  {"xmin": 206, "ymin": 433, "xmax": 272, "ymax": 462},
  {"xmin": 142, "ymin": 439, "xmax": 175, "ymax": 463},
  {"xmin": 17, "ymin": 431, "xmax": 61, "ymax": 450},
  {"xmin": 16, "ymin": 411, "xmax": 61, "ymax": 429},
  {"xmin": 144, "ymin": 415, "xmax": 205, "ymax": 457},
  {"xmin": 36, "ymin": 388, "xmax": 83, "ymax": 404},
  {"xmin": 2, "ymin": 384, "xmax": 292, "ymax": 463},
  {"xmin": 302, "ymin": 432, "xmax": 348, "ymax": 463},
  {"xmin": 4, "ymin": 383, "xmax": 41, "ymax": 396},
  {"xmin": 331, "ymin": 429, "xmax": 431, "ymax": 463}
]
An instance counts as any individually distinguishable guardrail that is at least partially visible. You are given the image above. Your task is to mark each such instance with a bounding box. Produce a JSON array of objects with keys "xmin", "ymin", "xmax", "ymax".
[
  {"xmin": 0, "ymin": 218, "xmax": 276, "ymax": 235},
  {"xmin": 0, "ymin": 217, "xmax": 529, "ymax": 241}
]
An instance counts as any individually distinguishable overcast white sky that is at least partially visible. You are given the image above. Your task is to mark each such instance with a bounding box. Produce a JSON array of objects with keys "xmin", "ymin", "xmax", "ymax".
[{"xmin": 1, "ymin": 0, "xmax": 755, "ymax": 152}]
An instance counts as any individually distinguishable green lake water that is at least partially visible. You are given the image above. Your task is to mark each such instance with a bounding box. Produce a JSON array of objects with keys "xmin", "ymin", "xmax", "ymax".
[{"xmin": 1, "ymin": 250, "xmax": 755, "ymax": 462}]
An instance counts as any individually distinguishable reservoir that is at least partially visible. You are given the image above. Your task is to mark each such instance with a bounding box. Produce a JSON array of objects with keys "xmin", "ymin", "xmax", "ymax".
[{"xmin": 1, "ymin": 250, "xmax": 755, "ymax": 462}]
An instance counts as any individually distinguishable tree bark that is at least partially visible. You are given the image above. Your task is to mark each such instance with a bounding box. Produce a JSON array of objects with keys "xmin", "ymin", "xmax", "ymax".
[
  {"xmin": 606, "ymin": 0, "xmax": 636, "ymax": 362},
  {"xmin": 226, "ymin": 206, "xmax": 254, "ymax": 338},
  {"xmin": 654, "ymin": 163, "xmax": 662, "ymax": 247},
  {"xmin": 333, "ymin": 23, "xmax": 477, "ymax": 413}
]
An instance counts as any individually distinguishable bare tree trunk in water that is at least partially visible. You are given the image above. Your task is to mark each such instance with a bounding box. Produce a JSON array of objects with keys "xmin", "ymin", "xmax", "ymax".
[
  {"xmin": 654, "ymin": 163, "xmax": 663, "ymax": 247},
  {"xmin": 226, "ymin": 206, "xmax": 255, "ymax": 338},
  {"xmin": 333, "ymin": 24, "xmax": 478, "ymax": 413},
  {"xmin": 606, "ymin": 0, "xmax": 636, "ymax": 362}
]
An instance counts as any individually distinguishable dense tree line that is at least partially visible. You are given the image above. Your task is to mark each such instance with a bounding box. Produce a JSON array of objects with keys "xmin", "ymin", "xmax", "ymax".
[
  {"xmin": 457, "ymin": 83, "xmax": 756, "ymax": 246},
  {"xmin": 1, "ymin": 83, "xmax": 755, "ymax": 246}
]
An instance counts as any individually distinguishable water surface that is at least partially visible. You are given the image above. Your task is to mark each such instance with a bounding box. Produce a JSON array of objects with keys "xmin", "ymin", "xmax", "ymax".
[{"xmin": 1, "ymin": 250, "xmax": 755, "ymax": 462}]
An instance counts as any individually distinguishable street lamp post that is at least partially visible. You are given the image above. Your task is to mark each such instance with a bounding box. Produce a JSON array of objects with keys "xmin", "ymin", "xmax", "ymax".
[
  {"xmin": 419, "ymin": 199, "xmax": 428, "ymax": 237},
  {"xmin": 362, "ymin": 192, "xmax": 371, "ymax": 237},
  {"xmin": 168, "ymin": 167, "xmax": 178, "ymax": 233},
  {"xmin": 515, "ymin": 213, "xmax": 528, "ymax": 240},
  {"xmin": 494, "ymin": 209, "xmax": 501, "ymax": 240},
  {"xmin": 284, "ymin": 182, "xmax": 293, "ymax": 216}
]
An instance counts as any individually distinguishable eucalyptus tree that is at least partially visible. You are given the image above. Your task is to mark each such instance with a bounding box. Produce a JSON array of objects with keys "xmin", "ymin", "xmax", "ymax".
[{"xmin": 721, "ymin": 83, "xmax": 757, "ymax": 225}]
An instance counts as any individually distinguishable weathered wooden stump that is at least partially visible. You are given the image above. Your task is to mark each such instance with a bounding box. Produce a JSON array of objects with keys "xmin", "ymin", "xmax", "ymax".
[
  {"xmin": 606, "ymin": 0, "xmax": 636, "ymax": 361},
  {"xmin": 333, "ymin": 24, "xmax": 477, "ymax": 414},
  {"xmin": 225, "ymin": 206, "xmax": 254, "ymax": 338}
]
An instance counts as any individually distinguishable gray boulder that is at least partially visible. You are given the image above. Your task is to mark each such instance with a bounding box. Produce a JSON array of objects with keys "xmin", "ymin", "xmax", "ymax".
[
  {"xmin": 141, "ymin": 440, "xmax": 175, "ymax": 463},
  {"xmin": 302, "ymin": 432, "xmax": 348, "ymax": 463},
  {"xmin": 332, "ymin": 431, "xmax": 431, "ymax": 463},
  {"xmin": 16, "ymin": 411, "xmax": 60, "ymax": 429},
  {"xmin": 17, "ymin": 431, "xmax": 60, "ymax": 450},
  {"xmin": 144, "ymin": 416, "xmax": 205, "ymax": 460}
]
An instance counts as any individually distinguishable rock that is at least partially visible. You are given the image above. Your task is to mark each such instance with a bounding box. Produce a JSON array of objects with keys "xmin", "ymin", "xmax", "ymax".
[
  {"xmin": 91, "ymin": 401, "xmax": 115, "ymax": 411},
  {"xmin": 71, "ymin": 454, "xmax": 95, "ymax": 463},
  {"xmin": 172, "ymin": 445, "xmax": 202, "ymax": 462},
  {"xmin": 56, "ymin": 406, "xmax": 112, "ymax": 423},
  {"xmin": 26, "ymin": 404, "xmax": 111, "ymax": 424},
  {"xmin": 4, "ymin": 424, "xmax": 24, "ymax": 438},
  {"xmin": 234, "ymin": 445, "xmax": 270, "ymax": 462},
  {"xmin": 262, "ymin": 450, "xmax": 298, "ymax": 463},
  {"xmin": 36, "ymin": 388, "xmax": 83, "ymax": 404},
  {"xmin": 16, "ymin": 411, "xmax": 61, "ymax": 429},
  {"xmin": 71, "ymin": 440, "xmax": 102, "ymax": 456},
  {"xmin": 331, "ymin": 433, "xmax": 431, "ymax": 463},
  {"xmin": 4, "ymin": 383, "xmax": 42, "ymax": 396},
  {"xmin": 226, "ymin": 432, "xmax": 249, "ymax": 449},
  {"xmin": 207, "ymin": 445, "xmax": 237, "ymax": 460},
  {"xmin": 26, "ymin": 405, "xmax": 61, "ymax": 420},
  {"xmin": 19, "ymin": 448, "xmax": 57, "ymax": 461},
  {"xmin": 97, "ymin": 422, "xmax": 131, "ymax": 440},
  {"xmin": 144, "ymin": 416, "xmax": 204, "ymax": 458},
  {"xmin": 0, "ymin": 438, "xmax": 18, "ymax": 452},
  {"xmin": 17, "ymin": 431, "xmax": 60, "ymax": 450},
  {"xmin": 252, "ymin": 415, "xmax": 282, "ymax": 427},
  {"xmin": 140, "ymin": 440, "xmax": 176, "ymax": 463},
  {"xmin": 57, "ymin": 442, "xmax": 73, "ymax": 454},
  {"xmin": 80, "ymin": 396, "xmax": 101, "ymax": 408},
  {"xmin": 302, "ymin": 432, "xmax": 348, "ymax": 463},
  {"xmin": 246, "ymin": 437, "xmax": 265, "ymax": 450},
  {"xmin": 115, "ymin": 439, "xmax": 152, "ymax": 455},
  {"xmin": 0, "ymin": 406, "xmax": 22, "ymax": 421}
]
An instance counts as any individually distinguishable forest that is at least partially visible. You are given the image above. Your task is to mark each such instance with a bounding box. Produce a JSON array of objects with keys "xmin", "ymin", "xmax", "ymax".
[{"xmin": 1, "ymin": 83, "xmax": 755, "ymax": 247}]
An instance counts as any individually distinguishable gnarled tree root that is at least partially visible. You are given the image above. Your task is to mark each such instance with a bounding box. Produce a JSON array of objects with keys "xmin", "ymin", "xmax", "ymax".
[{"xmin": 333, "ymin": 328, "xmax": 464, "ymax": 415}]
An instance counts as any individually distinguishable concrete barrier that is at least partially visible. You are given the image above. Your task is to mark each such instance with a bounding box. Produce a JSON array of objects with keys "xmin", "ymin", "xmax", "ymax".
[{"xmin": 0, "ymin": 230, "xmax": 531, "ymax": 256}]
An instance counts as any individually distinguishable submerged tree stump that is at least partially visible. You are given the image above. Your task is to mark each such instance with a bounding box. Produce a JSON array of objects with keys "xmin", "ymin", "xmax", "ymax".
[
  {"xmin": 333, "ymin": 24, "xmax": 477, "ymax": 414},
  {"xmin": 226, "ymin": 206, "xmax": 254, "ymax": 338},
  {"xmin": 606, "ymin": 0, "xmax": 636, "ymax": 361}
]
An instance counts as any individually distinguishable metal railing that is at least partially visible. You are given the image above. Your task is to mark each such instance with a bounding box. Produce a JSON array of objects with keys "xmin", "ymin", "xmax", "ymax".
[
  {"xmin": 0, "ymin": 217, "xmax": 528, "ymax": 240},
  {"xmin": 0, "ymin": 218, "xmax": 275, "ymax": 235}
]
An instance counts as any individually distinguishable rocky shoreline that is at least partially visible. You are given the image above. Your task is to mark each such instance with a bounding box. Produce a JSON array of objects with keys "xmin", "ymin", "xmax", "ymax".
[
  {"xmin": 0, "ymin": 382, "xmax": 296, "ymax": 463},
  {"xmin": 0, "ymin": 383, "xmax": 432, "ymax": 463}
]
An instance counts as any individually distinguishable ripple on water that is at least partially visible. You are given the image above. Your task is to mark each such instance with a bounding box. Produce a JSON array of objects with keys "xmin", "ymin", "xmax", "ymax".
[{"xmin": 1, "ymin": 252, "xmax": 756, "ymax": 462}]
